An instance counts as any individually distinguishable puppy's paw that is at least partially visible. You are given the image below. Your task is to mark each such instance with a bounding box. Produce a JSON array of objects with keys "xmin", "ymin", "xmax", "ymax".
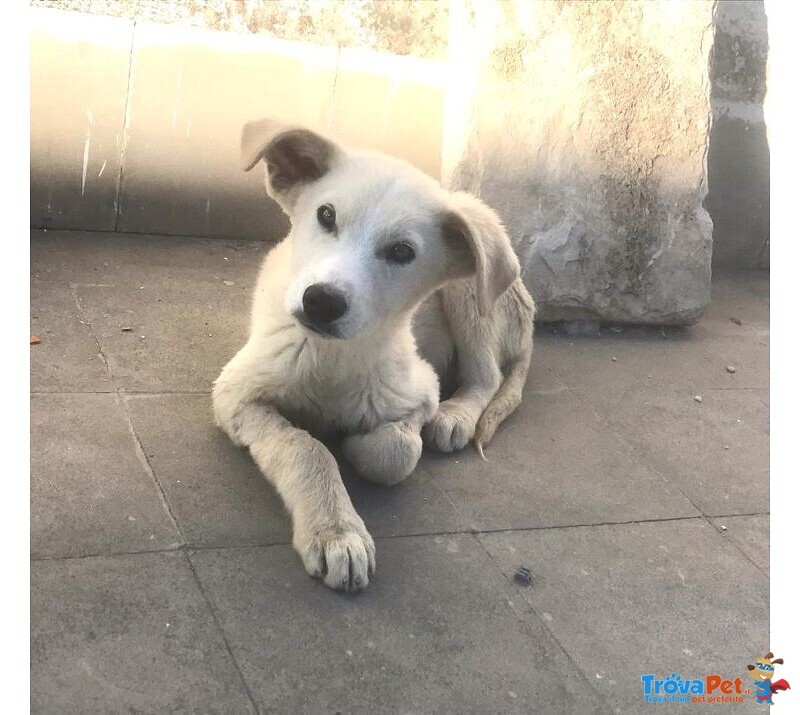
[
  {"xmin": 293, "ymin": 518, "xmax": 376, "ymax": 592},
  {"xmin": 423, "ymin": 402, "xmax": 476, "ymax": 453},
  {"xmin": 343, "ymin": 422, "xmax": 422, "ymax": 486}
]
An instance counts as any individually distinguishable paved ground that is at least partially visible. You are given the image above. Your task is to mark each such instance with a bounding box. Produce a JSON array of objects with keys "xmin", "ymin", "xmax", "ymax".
[{"xmin": 30, "ymin": 229, "xmax": 769, "ymax": 714}]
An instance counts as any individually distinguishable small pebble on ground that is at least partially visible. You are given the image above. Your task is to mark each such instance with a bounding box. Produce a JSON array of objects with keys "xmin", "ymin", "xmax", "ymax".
[{"xmin": 514, "ymin": 566, "xmax": 533, "ymax": 586}]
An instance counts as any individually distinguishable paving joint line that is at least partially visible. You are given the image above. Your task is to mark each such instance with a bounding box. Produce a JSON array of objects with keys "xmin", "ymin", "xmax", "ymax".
[
  {"xmin": 31, "ymin": 512, "xmax": 769, "ymax": 563},
  {"xmin": 702, "ymin": 514, "xmax": 770, "ymax": 579},
  {"xmin": 468, "ymin": 530, "xmax": 614, "ymax": 713},
  {"xmin": 31, "ymin": 224, "xmax": 274, "ymax": 245},
  {"xmin": 182, "ymin": 550, "xmax": 261, "ymax": 714}
]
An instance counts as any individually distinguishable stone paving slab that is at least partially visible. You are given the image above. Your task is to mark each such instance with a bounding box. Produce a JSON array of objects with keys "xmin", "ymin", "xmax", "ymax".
[
  {"xmin": 74, "ymin": 272, "xmax": 254, "ymax": 393},
  {"xmin": 704, "ymin": 271, "xmax": 769, "ymax": 329},
  {"xmin": 126, "ymin": 393, "xmax": 469, "ymax": 547},
  {"xmin": 31, "ymin": 551, "xmax": 256, "ymax": 713},
  {"xmin": 535, "ymin": 326, "xmax": 768, "ymax": 396},
  {"xmin": 533, "ymin": 271, "xmax": 769, "ymax": 398},
  {"xmin": 423, "ymin": 388, "xmax": 700, "ymax": 531},
  {"xmin": 31, "ymin": 230, "xmax": 269, "ymax": 284},
  {"xmin": 31, "ymin": 393, "xmax": 181, "ymax": 558},
  {"xmin": 711, "ymin": 515, "xmax": 769, "ymax": 574},
  {"xmin": 574, "ymin": 388, "xmax": 769, "ymax": 516},
  {"xmin": 480, "ymin": 519, "xmax": 769, "ymax": 714},
  {"xmin": 126, "ymin": 393, "xmax": 290, "ymax": 547},
  {"xmin": 189, "ymin": 536, "xmax": 609, "ymax": 714},
  {"xmin": 30, "ymin": 274, "xmax": 111, "ymax": 392},
  {"xmin": 31, "ymin": 231, "xmax": 269, "ymax": 392}
]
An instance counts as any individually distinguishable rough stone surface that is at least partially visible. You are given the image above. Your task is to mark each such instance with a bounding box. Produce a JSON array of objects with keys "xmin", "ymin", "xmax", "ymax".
[
  {"xmin": 444, "ymin": 0, "xmax": 716, "ymax": 324},
  {"xmin": 31, "ymin": 0, "xmax": 450, "ymax": 60}
]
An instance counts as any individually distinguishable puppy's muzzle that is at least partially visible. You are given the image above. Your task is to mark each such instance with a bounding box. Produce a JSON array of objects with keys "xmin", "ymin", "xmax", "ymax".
[{"xmin": 299, "ymin": 283, "xmax": 348, "ymax": 335}]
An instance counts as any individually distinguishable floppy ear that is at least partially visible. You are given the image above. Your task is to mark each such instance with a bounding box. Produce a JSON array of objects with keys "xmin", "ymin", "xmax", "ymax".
[
  {"xmin": 747, "ymin": 665, "xmax": 755, "ymax": 671},
  {"xmin": 772, "ymin": 658, "xmax": 784, "ymax": 665},
  {"xmin": 442, "ymin": 191, "xmax": 520, "ymax": 316},
  {"xmin": 240, "ymin": 118, "xmax": 338, "ymax": 210}
]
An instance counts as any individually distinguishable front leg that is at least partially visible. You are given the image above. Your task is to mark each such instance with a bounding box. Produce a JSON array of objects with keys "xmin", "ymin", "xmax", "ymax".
[
  {"xmin": 424, "ymin": 379, "xmax": 501, "ymax": 454},
  {"xmin": 250, "ymin": 406, "xmax": 375, "ymax": 591},
  {"xmin": 213, "ymin": 347, "xmax": 374, "ymax": 592}
]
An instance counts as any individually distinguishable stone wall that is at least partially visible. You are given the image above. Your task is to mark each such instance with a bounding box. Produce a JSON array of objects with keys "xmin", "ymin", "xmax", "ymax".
[
  {"xmin": 443, "ymin": 0, "xmax": 715, "ymax": 324},
  {"xmin": 31, "ymin": 1, "xmax": 770, "ymax": 324},
  {"xmin": 706, "ymin": 0, "xmax": 769, "ymax": 269}
]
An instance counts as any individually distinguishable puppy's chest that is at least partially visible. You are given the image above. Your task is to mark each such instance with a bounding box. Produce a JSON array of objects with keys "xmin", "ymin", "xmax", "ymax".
[{"xmin": 267, "ymin": 334, "xmax": 420, "ymax": 434}]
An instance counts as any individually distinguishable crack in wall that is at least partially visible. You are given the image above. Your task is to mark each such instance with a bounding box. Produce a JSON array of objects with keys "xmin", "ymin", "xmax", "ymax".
[{"xmin": 113, "ymin": 20, "xmax": 137, "ymax": 231}]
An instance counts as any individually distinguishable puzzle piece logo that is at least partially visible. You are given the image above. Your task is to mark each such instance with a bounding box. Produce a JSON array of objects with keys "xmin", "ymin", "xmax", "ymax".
[{"xmin": 747, "ymin": 653, "xmax": 791, "ymax": 705}]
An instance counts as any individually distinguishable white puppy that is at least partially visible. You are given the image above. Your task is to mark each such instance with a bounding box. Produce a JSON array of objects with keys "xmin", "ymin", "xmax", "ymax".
[{"xmin": 213, "ymin": 119, "xmax": 535, "ymax": 591}]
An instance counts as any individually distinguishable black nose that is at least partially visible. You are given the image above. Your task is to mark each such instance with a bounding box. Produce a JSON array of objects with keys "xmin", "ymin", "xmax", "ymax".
[{"xmin": 302, "ymin": 284, "xmax": 348, "ymax": 324}]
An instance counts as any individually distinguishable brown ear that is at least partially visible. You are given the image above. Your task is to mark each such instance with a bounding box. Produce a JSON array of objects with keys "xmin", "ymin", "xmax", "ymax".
[
  {"xmin": 443, "ymin": 192, "xmax": 520, "ymax": 316},
  {"xmin": 766, "ymin": 652, "xmax": 774, "ymax": 659},
  {"xmin": 772, "ymin": 658, "xmax": 784, "ymax": 665},
  {"xmin": 747, "ymin": 665, "xmax": 755, "ymax": 671},
  {"xmin": 240, "ymin": 118, "xmax": 337, "ymax": 208}
]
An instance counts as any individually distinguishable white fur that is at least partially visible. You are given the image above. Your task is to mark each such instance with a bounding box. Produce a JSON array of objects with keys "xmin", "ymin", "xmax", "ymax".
[{"xmin": 213, "ymin": 120, "xmax": 535, "ymax": 592}]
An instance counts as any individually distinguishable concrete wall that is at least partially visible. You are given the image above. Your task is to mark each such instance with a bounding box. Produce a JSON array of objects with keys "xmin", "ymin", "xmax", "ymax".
[
  {"xmin": 31, "ymin": 3, "xmax": 770, "ymax": 268},
  {"xmin": 30, "ymin": 2, "xmax": 770, "ymax": 327},
  {"xmin": 707, "ymin": 0, "xmax": 770, "ymax": 269},
  {"xmin": 30, "ymin": 7, "xmax": 445, "ymax": 241}
]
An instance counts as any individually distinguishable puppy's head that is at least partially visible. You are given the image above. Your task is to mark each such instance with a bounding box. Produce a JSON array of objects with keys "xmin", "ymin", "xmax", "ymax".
[{"xmin": 242, "ymin": 118, "xmax": 519, "ymax": 339}]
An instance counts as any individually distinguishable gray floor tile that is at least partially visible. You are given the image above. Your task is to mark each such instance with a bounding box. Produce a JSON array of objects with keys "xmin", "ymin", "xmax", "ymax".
[
  {"xmin": 711, "ymin": 515, "xmax": 769, "ymax": 573},
  {"xmin": 341, "ymin": 460, "xmax": 471, "ymax": 538},
  {"xmin": 577, "ymin": 388, "xmax": 769, "ymax": 516},
  {"xmin": 31, "ymin": 551, "xmax": 255, "ymax": 714},
  {"xmin": 480, "ymin": 520, "xmax": 768, "ymax": 714},
  {"xmin": 704, "ymin": 270, "xmax": 769, "ymax": 330},
  {"xmin": 423, "ymin": 388, "xmax": 699, "ymax": 530},
  {"xmin": 32, "ymin": 230, "xmax": 270, "ymax": 392},
  {"xmin": 534, "ymin": 273, "xmax": 769, "ymax": 397},
  {"xmin": 190, "ymin": 536, "xmax": 608, "ymax": 714},
  {"xmin": 536, "ymin": 326, "xmax": 767, "ymax": 395},
  {"xmin": 30, "ymin": 275, "xmax": 111, "ymax": 392},
  {"xmin": 31, "ymin": 394, "xmax": 181, "ymax": 558},
  {"xmin": 31, "ymin": 230, "xmax": 270, "ymax": 284},
  {"xmin": 126, "ymin": 394, "xmax": 468, "ymax": 547},
  {"xmin": 75, "ymin": 275, "xmax": 253, "ymax": 393},
  {"xmin": 125, "ymin": 393, "xmax": 291, "ymax": 547}
]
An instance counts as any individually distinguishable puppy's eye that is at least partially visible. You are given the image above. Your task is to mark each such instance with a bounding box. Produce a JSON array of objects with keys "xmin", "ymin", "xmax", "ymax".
[
  {"xmin": 384, "ymin": 241, "xmax": 416, "ymax": 264},
  {"xmin": 317, "ymin": 204, "xmax": 336, "ymax": 231}
]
